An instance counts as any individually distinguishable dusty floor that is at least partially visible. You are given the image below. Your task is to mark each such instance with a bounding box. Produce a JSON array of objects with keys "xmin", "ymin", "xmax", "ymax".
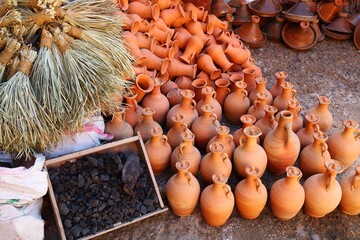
[{"xmin": 43, "ymin": 38, "xmax": 360, "ymax": 240}]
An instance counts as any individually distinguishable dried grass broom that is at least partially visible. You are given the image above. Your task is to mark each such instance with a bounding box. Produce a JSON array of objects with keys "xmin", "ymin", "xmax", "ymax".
[
  {"xmin": 0, "ymin": 38, "xmax": 21, "ymax": 82},
  {"xmin": 0, "ymin": 46, "xmax": 60, "ymax": 158},
  {"xmin": 0, "ymin": 9, "xmax": 21, "ymax": 27},
  {"xmin": 0, "ymin": 0, "xmax": 17, "ymax": 17}
]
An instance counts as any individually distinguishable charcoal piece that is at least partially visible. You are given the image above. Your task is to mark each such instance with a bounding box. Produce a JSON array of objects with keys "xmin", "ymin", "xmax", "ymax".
[
  {"xmin": 59, "ymin": 203, "xmax": 70, "ymax": 216},
  {"xmin": 133, "ymin": 211, "xmax": 141, "ymax": 218},
  {"xmin": 79, "ymin": 221, "xmax": 86, "ymax": 228},
  {"xmin": 91, "ymin": 226, "xmax": 98, "ymax": 235},
  {"xmin": 140, "ymin": 205, "xmax": 147, "ymax": 215},
  {"xmin": 100, "ymin": 175, "xmax": 110, "ymax": 181},
  {"xmin": 78, "ymin": 175, "xmax": 86, "ymax": 187},
  {"xmin": 64, "ymin": 219, "xmax": 72, "ymax": 228},
  {"xmin": 70, "ymin": 224, "xmax": 83, "ymax": 238},
  {"xmin": 55, "ymin": 183, "xmax": 65, "ymax": 193},
  {"xmin": 81, "ymin": 228, "xmax": 91, "ymax": 237},
  {"xmin": 69, "ymin": 164, "xmax": 77, "ymax": 175},
  {"xmin": 89, "ymin": 199, "xmax": 99, "ymax": 208},
  {"xmin": 143, "ymin": 198, "xmax": 155, "ymax": 206},
  {"xmin": 135, "ymin": 202, "xmax": 142, "ymax": 212},
  {"xmin": 91, "ymin": 169, "xmax": 98, "ymax": 179},
  {"xmin": 147, "ymin": 205, "xmax": 156, "ymax": 212},
  {"xmin": 98, "ymin": 203, "xmax": 107, "ymax": 212},
  {"xmin": 67, "ymin": 235, "xmax": 74, "ymax": 240},
  {"xmin": 122, "ymin": 153, "xmax": 142, "ymax": 195},
  {"xmin": 74, "ymin": 216, "xmax": 81, "ymax": 223},
  {"xmin": 86, "ymin": 156, "xmax": 98, "ymax": 167},
  {"xmin": 78, "ymin": 206, "xmax": 86, "ymax": 213},
  {"xmin": 102, "ymin": 192, "xmax": 109, "ymax": 198}
]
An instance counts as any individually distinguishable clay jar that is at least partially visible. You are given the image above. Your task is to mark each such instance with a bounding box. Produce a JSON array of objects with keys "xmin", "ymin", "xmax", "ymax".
[
  {"xmin": 327, "ymin": 120, "xmax": 360, "ymax": 169},
  {"xmin": 270, "ymin": 166, "xmax": 305, "ymax": 221},
  {"xmin": 127, "ymin": 2, "xmax": 160, "ymax": 21},
  {"xmin": 207, "ymin": 125, "xmax": 235, "ymax": 160},
  {"xmin": 133, "ymin": 73, "xmax": 155, "ymax": 102},
  {"xmin": 254, "ymin": 105, "xmax": 278, "ymax": 143},
  {"xmin": 166, "ymin": 161, "xmax": 200, "ymax": 217},
  {"xmin": 242, "ymin": 67, "xmax": 256, "ymax": 93},
  {"xmin": 134, "ymin": 107, "xmax": 161, "ymax": 142},
  {"xmin": 124, "ymin": 91, "xmax": 143, "ymax": 128},
  {"xmin": 200, "ymin": 142, "xmax": 232, "ymax": 184},
  {"xmin": 272, "ymin": 81, "xmax": 297, "ymax": 112},
  {"xmin": 276, "ymin": 99, "xmax": 303, "ymax": 133},
  {"xmin": 249, "ymin": 77, "xmax": 273, "ymax": 105},
  {"xmin": 247, "ymin": 91, "xmax": 270, "ymax": 120},
  {"xmin": 171, "ymin": 132, "xmax": 201, "ymax": 176},
  {"xmin": 142, "ymin": 78, "xmax": 170, "ymax": 124},
  {"xmin": 263, "ymin": 110, "xmax": 301, "ymax": 175},
  {"xmin": 196, "ymin": 53, "xmax": 222, "ymax": 80},
  {"xmin": 140, "ymin": 49, "xmax": 169, "ymax": 75},
  {"xmin": 191, "ymin": 105, "xmax": 220, "ymax": 150},
  {"xmin": 191, "ymin": 78, "xmax": 208, "ymax": 102},
  {"xmin": 166, "ymin": 89, "xmax": 198, "ymax": 129},
  {"xmin": 145, "ymin": 127, "xmax": 171, "ymax": 174},
  {"xmin": 305, "ymin": 96, "xmax": 333, "ymax": 132},
  {"xmin": 233, "ymin": 114, "xmax": 257, "ymax": 147},
  {"xmin": 206, "ymin": 43, "xmax": 233, "ymax": 72},
  {"xmin": 215, "ymin": 79, "xmax": 230, "ymax": 108},
  {"xmin": 339, "ymin": 165, "xmax": 360, "ymax": 215},
  {"xmin": 179, "ymin": 35, "xmax": 204, "ymax": 64},
  {"xmin": 104, "ymin": 107, "xmax": 134, "ymax": 140},
  {"xmin": 235, "ymin": 166, "xmax": 267, "ymax": 219},
  {"xmin": 233, "ymin": 126, "xmax": 267, "ymax": 178},
  {"xmin": 224, "ymin": 81, "xmax": 250, "ymax": 124},
  {"xmin": 200, "ymin": 174, "xmax": 234, "ymax": 227},
  {"xmin": 299, "ymin": 131, "xmax": 331, "ymax": 178},
  {"xmin": 303, "ymin": 159, "xmax": 344, "ymax": 218},
  {"xmin": 223, "ymin": 42, "xmax": 251, "ymax": 65},
  {"xmin": 167, "ymin": 114, "xmax": 190, "ymax": 149},
  {"xmin": 197, "ymin": 86, "xmax": 222, "ymax": 121},
  {"xmin": 296, "ymin": 114, "xmax": 320, "ymax": 149},
  {"xmin": 270, "ymin": 71, "xmax": 288, "ymax": 98},
  {"xmin": 167, "ymin": 88, "xmax": 182, "ymax": 107}
]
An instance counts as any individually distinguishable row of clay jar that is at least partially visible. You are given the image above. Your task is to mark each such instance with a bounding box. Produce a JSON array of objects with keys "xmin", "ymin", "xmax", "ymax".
[{"xmin": 166, "ymin": 161, "xmax": 360, "ymax": 227}]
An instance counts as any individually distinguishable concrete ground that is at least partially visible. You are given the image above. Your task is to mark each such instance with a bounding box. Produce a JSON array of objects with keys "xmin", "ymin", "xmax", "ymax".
[{"xmin": 44, "ymin": 37, "xmax": 360, "ymax": 240}]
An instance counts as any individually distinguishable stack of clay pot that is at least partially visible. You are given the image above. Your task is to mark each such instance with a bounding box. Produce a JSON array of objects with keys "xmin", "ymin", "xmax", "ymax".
[{"xmin": 105, "ymin": 0, "xmax": 360, "ymax": 226}]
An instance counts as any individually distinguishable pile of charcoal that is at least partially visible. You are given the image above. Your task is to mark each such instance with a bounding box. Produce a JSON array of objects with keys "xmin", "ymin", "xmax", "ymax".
[{"xmin": 48, "ymin": 151, "xmax": 160, "ymax": 239}]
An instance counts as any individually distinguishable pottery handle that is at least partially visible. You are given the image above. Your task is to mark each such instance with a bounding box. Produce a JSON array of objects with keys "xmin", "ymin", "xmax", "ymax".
[
  {"xmin": 226, "ymin": 87, "xmax": 230, "ymax": 94},
  {"xmin": 191, "ymin": 99, "xmax": 196, "ymax": 110},
  {"xmin": 223, "ymin": 185, "xmax": 232, "ymax": 199},
  {"xmin": 180, "ymin": 122, "xmax": 188, "ymax": 132},
  {"xmin": 138, "ymin": 114, "xmax": 144, "ymax": 124},
  {"xmin": 355, "ymin": 129, "xmax": 360, "ymax": 141},
  {"xmin": 351, "ymin": 173, "xmax": 360, "ymax": 191},
  {"xmin": 255, "ymin": 178, "xmax": 262, "ymax": 192},
  {"xmin": 212, "ymin": 91, "xmax": 217, "ymax": 100},
  {"xmin": 228, "ymin": 134, "xmax": 234, "ymax": 144},
  {"xmin": 313, "ymin": 124, "xmax": 320, "ymax": 133},
  {"xmin": 221, "ymin": 153, "xmax": 229, "ymax": 163},
  {"xmin": 161, "ymin": 135, "xmax": 168, "ymax": 145},
  {"xmin": 284, "ymin": 123, "xmax": 293, "ymax": 147},
  {"xmin": 320, "ymin": 142, "xmax": 328, "ymax": 158},
  {"xmin": 210, "ymin": 113, "xmax": 219, "ymax": 125},
  {"xmin": 291, "ymin": 89, "xmax": 297, "ymax": 98},
  {"xmin": 178, "ymin": 142, "xmax": 185, "ymax": 157},
  {"xmin": 239, "ymin": 135, "xmax": 246, "ymax": 147},
  {"xmin": 297, "ymin": 106, "xmax": 302, "ymax": 116},
  {"xmin": 133, "ymin": 99, "xmax": 139, "ymax": 110},
  {"xmin": 269, "ymin": 115, "xmax": 276, "ymax": 128},
  {"xmin": 243, "ymin": 89, "xmax": 248, "ymax": 100},
  {"xmin": 253, "ymin": 99, "xmax": 260, "ymax": 110},
  {"xmin": 185, "ymin": 172, "xmax": 192, "ymax": 185}
]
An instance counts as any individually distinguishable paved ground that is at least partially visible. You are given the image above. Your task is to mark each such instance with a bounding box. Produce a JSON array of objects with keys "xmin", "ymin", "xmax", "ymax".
[{"xmin": 44, "ymin": 37, "xmax": 360, "ymax": 240}]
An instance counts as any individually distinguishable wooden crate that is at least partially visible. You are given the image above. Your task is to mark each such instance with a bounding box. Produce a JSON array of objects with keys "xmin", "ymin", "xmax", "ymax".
[{"xmin": 45, "ymin": 132, "xmax": 168, "ymax": 240}]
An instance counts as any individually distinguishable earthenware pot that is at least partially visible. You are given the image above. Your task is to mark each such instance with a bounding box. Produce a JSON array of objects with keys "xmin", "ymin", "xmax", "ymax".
[
  {"xmin": 128, "ymin": 1, "xmax": 160, "ymax": 21},
  {"xmin": 140, "ymin": 48, "xmax": 169, "ymax": 74},
  {"xmin": 124, "ymin": 91, "xmax": 144, "ymax": 128},
  {"xmin": 233, "ymin": 114, "xmax": 257, "ymax": 147},
  {"xmin": 242, "ymin": 67, "xmax": 257, "ymax": 93},
  {"xmin": 263, "ymin": 16, "xmax": 285, "ymax": 41},
  {"xmin": 191, "ymin": 78, "xmax": 208, "ymax": 102},
  {"xmin": 282, "ymin": 0, "xmax": 317, "ymax": 22},
  {"xmin": 160, "ymin": 4, "xmax": 186, "ymax": 26},
  {"xmin": 281, "ymin": 21, "xmax": 317, "ymax": 51},
  {"xmin": 249, "ymin": 77, "xmax": 273, "ymax": 105},
  {"xmin": 211, "ymin": 0, "xmax": 232, "ymax": 17},
  {"xmin": 269, "ymin": 71, "xmax": 288, "ymax": 98},
  {"xmin": 105, "ymin": 107, "xmax": 134, "ymax": 141},
  {"xmin": 317, "ymin": 0, "xmax": 343, "ymax": 23},
  {"xmin": 255, "ymin": 105, "xmax": 278, "ymax": 143},
  {"xmin": 179, "ymin": 35, "xmax": 204, "ymax": 64},
  {"xmin": 135, "ymin": 107, "xmax": 162, "ymax": 142},
  {"xmin": 305, "ymin": 96, "xmax": 332, "ymax": 132},
  {"xmin": 275, "ymin": 99, "xmax": 303, "ymax": 133},
  {"xmin": 197, "ymin": 53, "xmax": 222, "ymax": 80},
  {"xmin": 166, "ymin": 87, "xmax": 182, "ymax": 107},
  {"xmin": 248, "ymin": 0, "xmax": 282, "ymax": 17},
  {"xmin": 296, "ymin": 114, "xmax": 320, "ymax": 149},
  {"xmin": 224, "ymin": 81, "xmax": 250, "ymax": 124},
  {"xmin": 272, "ymin": 81, "xmax": 297, "ymax": 112},
  {"xmin": 167, "ymin": 114, "xmax": 190, "ymax": 149},
  {"xmin": 339, "ymin": 165, "xmax": 360, "ymax": 215},
  {"xmin": 197, "ymin": 86, "xmax": 222, "ymax": 121},
  {"xmin": 167, "ymin": 58, "xmax": 197, "ymax": 79},
  {"xmin": 206, "ymin": 43, "xmax": 233, "ymax": 71},
  {"xmin": 223, "ymin": 42, "xmax": 251, "ymax": 65},
  {"xmin": 247, "ymin": 91, "xmax": 270, "ymax": 120},
  {"xmin": 235, "ymin": 15, "xmax": 267, "ymax": 48},
  {"xmin": 232, "ymin": 0, "xmax": 252, "ymax": 27},
  {"xmin": 215, "ymin": 79, "xmax": 231, "ymax": 108},
  {"xmin": 133, "ymin": 73, "xmax": 155, "ymax": 102},
  {"xmin": 207, "ymin": 126, "xmax": 236, "ymax": 160}
]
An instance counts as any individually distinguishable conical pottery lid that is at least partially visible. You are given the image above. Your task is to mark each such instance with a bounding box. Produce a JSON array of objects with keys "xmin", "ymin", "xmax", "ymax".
[
  {"xmin": 282, "ymin": 0, "xmax": 317, "ymax": 22},
  {"xmin": 321, "ymin": 24, "xmax": 353, "ymax": 40},
  {"xmin": 347, "ymin": 13, "xmax": 360, "ymax": 28},
  {"xmin": 325, "ymin": 13, "xmax": 353, "ymax": 34},
  {"xmin": 235, "ymin": 15, "xmax": 267, "ymax": 48},
  {"xmin": 281, "ymin": 21, "xmax": 317, "ymax": 51},
  {"xmin": 232, "ymin": 0, "xmax": 252, "ymax": 26},
  {"xmin": 248, "ymin": 0, "xmax": 282, "ymax": 17},
  {"xmin": 211, "ymin": 0, "xmax": 232, "ymax": 17},
  {"xmin": 263, "ymin": 16, "xmax": 285, "ymax": 41},
  {"xmin": 228, "ymin": 0, "xmax": 241, "ymax": 8},
  {"xmin": 354, "ymin": 24, "xmax": 360, "ymax": 50}
]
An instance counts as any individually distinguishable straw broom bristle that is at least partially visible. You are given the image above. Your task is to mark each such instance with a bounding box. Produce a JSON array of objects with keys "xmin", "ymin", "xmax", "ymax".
[
  {"xmin": 0, "ymin": 0, "xmax": 17, "ymax": 17},
  {"xmin": 0, "ymin": 46, "xmax": 60, "ymax": 158},
  {"xmin": 30, "ymin": 29, "xmax": 70, "ymax": 129},
  {"xmin": 5, "ymin": 56, "xmax": 20, "ymax": 80},
  {"xmin": 0, "ymin": 38, "xmax": 21, "ymax": 82},
  {"xmin": 0, "ymin": 9, "xmax": 22, "ymax": 27}
]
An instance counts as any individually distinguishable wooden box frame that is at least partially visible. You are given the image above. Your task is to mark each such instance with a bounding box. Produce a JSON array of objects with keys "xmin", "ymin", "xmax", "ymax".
[{"xmin": 45, "ymin": 132, "xmax": 168, "ymax": 240}]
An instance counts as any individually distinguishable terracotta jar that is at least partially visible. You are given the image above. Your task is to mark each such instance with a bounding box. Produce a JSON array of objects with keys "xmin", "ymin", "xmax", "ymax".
[
  {"xmin": 241, "ymin": 58, "xmax": 262, "ymax": 79},
  {"xmin": 206, "ymin": 43, "xmax": 233, "ymax": 72},
  {"xmin": 200, "ymin": 142, "xmax": 232, "ymax": 184},
  {"xmin": 223, "ymin": 42, "xmax": 251, "ymax": 65},
  {"xmin": 270, "ymin": 71, "xmax": 288, "ymax": 98},
  {"xmin": 148, "ymin": 25, "xmax": 172, "ymax": 44},
  {"xmin": 167, "ymin": 114, "xmax": 190, "ymax": 149},
  {"xmin": 133, "ymin": 73, "xmax": 154, "ymax": 102},
  {"xmin": 123, "ymin": 31, "xmax": 147, "ymax": 64},
  {"xmin": 249, "ymin": 77, "xmax": 273, "ymax": 105},
  {"xmin": 224, "ymin": 81, "xmax": 250, "ymax": 124},
  {"xmin": 208, "ymin": 14, "xmax": 228, "ymax": 30},
  {"xmin": 135, "ymin": 107, "xmax": 161, "ymax": 142},
  {"xmin": 166, "ymin": 161, "xmax": 200, "ymax": 217},
  {"xmin": 305, "ymin": 96, "xmax": 333, "ymax": 132},
  {"xmin": 183, "ymin": 3, "xmax": 209, "ymax": 22},
  {"xmin": 166, "ymin": 89, "xmax": 198, "ymax": 129},
  {"xmin": 152, "ymin": 43, "xmax": 175, "ymax": 60},
  {"xmin": 242, "ymin": 67, "xmax": 256, "ymax": 93},
  {"xmin": 191, "ymin": 78, "xmax": 208, "ymax": 102},
  {"xmin": 299, "ymin": 131, "xmax": 331, "ymax": 178},
  {"xmin": 171, "ymin": 131, "xmax": 201, "ymax": 175},
  {"xmin": 142, "ymin": 78, "xmax": 170, "ymax": 124},
  {"xmin": 207, "ymin": 126, "xmax": 235, "ymax": 160},
  {"xmin": 197, "ymin": 71, "xmax": 215, "ymax": 89},
  {"xmin": 275, "ymin": 99, "xmax": 303, "ymax": 133},
  {"xmin": 197, "ymin": 86, "xmax": 222, "ymax": 120},
  {"xmin": 327, "ymin": 120, "xmax": 360, "ymax": 169},
  {"xmin": 254, "ymin": 105, "xmax": 278, "ymax": 143},
  {"xmin": 215, "ymin": 79, "xmax": 230, "ymax": 108},
  {"xmin": 247, "ymin": 91, "xmax": 270, "ymax": 121},
  {"xmin": 124, "ymin": 91, "xmax": 144, "ymax": 128},
  {"xmin": 118, "ymin": 0, "xmax": 129, "ymax": 10},
  {"xmin": 105, "ymin": 107, "xmax": 134, "ymax": 141},
  {"xmin": 263, "ymin": 110, "xmax": 301, "ymax": 175},
  {"xmin": 233, "ymin": 126, "xmax": 267, "ymax": 178},
  {"xmin": 179, "ymin": 35, "xmax": 204, "ymax": 64},
  {"xmin": 167, "ymin": 87, "xmax": 182, "ymax": 107},
  {"xmin": 229, "ymin": 73, "xmax": 244, "ymax": 92},
  {"xmin": 296, "ymin": 114, "xmax": 320, "ymax": 149},
  {"xmin": 197, "ymin": 53, "xmax": 222, "ymax": 80},
  {"xmin": 317, "ymin": 0, "xmax": 343, "ymax": 23},
  {"xmin": 270, "ymin": 166, "xmax": 305, "ymax": 221},
  {"xmin": 160, "ymin": 78, "xmax": 177, "ymax": 95},
  {"xmin": 160, "ymin": 3, "xmax": 185, "ymax": 26},
  {"xmin": 339, "ymin": 165, "xmax": 360, "ymax": 215},
  {"xmin": 145, "ymin": 127, "xmax": 171, "ymax": 174},
  {"xmin": 135, "ymin": 32, "xmax": 156, "ymax": 50},
  {"xmin": 234, "ymin": 15, "xmax": 266, "ymax": 48},
  {"xmin": 172, "ymin": 27, "xmax": 192, "ymax": 50},
  {"xmin": 127, "ymin": 1, "xmax": 160, "ymax": 20},
  {"xmin": 303, "ymin": 159, "xmax": 344, "ymax": 218},
  {"xmin": 167, "ymin": 58, "xmax": 197, "ymax": 79},
  {"xmin": 191, "ymin": 105, "xmax": 220, "ymax": 150},
  {"xmin": 172, "ymin": 11, "xmax": 197, "ymax": 28},
  {"xmin": 272, "ymin": 81, "xmax": 297, "ymax": 112},
  {"xmin": 235, "ymin": 166, "xmax": 267, "ymax": 219},
  {"xmin": 233, "ymin": 114, "xmax": 257, "ymax": 147},
  {"xmin": 140, "ymin": 49, "xmax": 169, "ymax": 75},
  {"xmin": 185, "ymin": 20, "xmax": 210, "ymax": 43},
  {"xmin": 175, "ymin": 76, "xmax": 193, "ymax": 90},
  {"xmin": 200, "ymin": 174, "xmax": 234, "ymax": 227}
]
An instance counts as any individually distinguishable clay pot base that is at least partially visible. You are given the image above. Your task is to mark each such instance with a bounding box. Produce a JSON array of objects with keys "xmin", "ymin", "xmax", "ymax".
[
  {"xmin": 241, "ymin": 32, "xmax": 267, "ymax": 48},
  {"xmin": 354, "ymin": 24, "xmax": 360, "ymax": 50},
  {"xmin": 282, "ymin": 23, "xmax": 317, "ymax": 51},
  {"xmin": 321, "ymin": 24, "xmax": 353, "ymax": 40}
]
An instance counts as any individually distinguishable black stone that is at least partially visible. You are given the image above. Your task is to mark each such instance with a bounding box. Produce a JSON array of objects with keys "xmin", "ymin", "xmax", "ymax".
[
  {"xmin": 64, "ymin": 219, "xmax": 72, "ymax": 228},
  {"xmin": 89, "ymin": 199, "xmax": 99, "ymax": 208},
  {"xmin": 59, "ymin": 203, "xmax": 70, "ymax": 216},
  {"xmin": 78, "ymin": 175, "xmax": 86, "ymax": 187},
  {"xmin": 70, "ymin": 224, "xmax": 83, "ymax": 238}
]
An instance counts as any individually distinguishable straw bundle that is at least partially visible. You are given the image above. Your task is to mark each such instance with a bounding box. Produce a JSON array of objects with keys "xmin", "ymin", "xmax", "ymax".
[{"xmin": 0, "ymin": 38, "xmax": 21, "ymax": 82}]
